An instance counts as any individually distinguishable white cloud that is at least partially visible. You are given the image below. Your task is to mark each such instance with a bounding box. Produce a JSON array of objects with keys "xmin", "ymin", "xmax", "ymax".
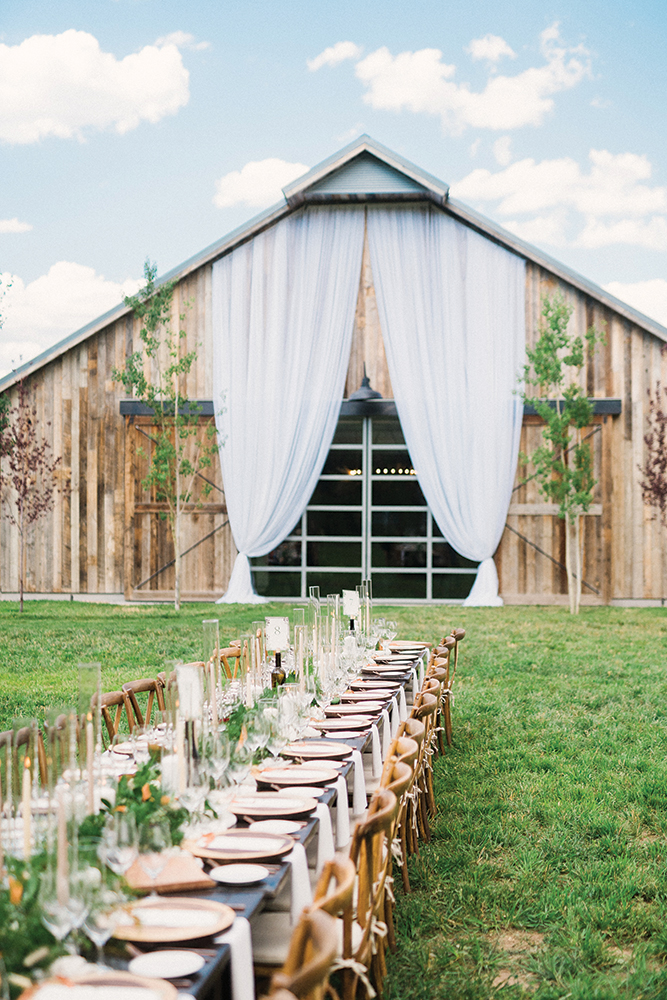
[
  {"xmin": 0, "ymin": 262, "xmax": 141, "ymax": 377},
  {"xmin": 155, "ymin": 31, "xmax": 210, "ymax": 51},
  {"xmin": 451, "ymin": 148, "xmax": 667, "ymax": 249},
  {"xmin": 336, "ymin": 123, "xmax": 365, "ymax": 144},
  {"xmin": 354, "ymin": 24, "xmax": 590, "ymax": 132},
  {"xmin": 307, "ymin": 41, "xmax": 363, "ymax": 72},
  {"xmin": 213, "ymin": 158, "xmax": 310, "ymax": 209},
  {"xmin": 503, "ymin": 211, "xmax": 568, "ymax": 247},
  {"xmin": 0, "ymin": 218, "xmax": 32, "ymax": 234},
  {"xmin": 492, "ymin": 135, "xmax": 512, "ymax": 166},
  {"xmin": 452, "ymin": 150, "xmax": 667, "ymax": 217},
  {"xmin": 466, "ymin": 34, "xmax": 516, "ymax": 64},
  {"xmin": 0, "ymin": 29, "xmax": 189, "ymax": 144},
  {"xmin": 604, "ymin": 279, "xmax": 667, "ymax": 327},
  {"xmin": 577, "ymin": 216, "xmax": 667, "ymax": 250}
]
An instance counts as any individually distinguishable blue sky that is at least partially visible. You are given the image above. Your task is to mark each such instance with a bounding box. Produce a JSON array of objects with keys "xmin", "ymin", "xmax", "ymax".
[{"xmin": 1, "ymin": 0, "xmax": 666, "ymax": 375}]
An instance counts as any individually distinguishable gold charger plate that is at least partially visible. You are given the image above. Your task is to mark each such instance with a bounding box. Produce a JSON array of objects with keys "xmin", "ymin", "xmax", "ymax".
[
  {"xmin": 21, "ymin": 970, "xmax": 177, "ymax": 999},
  {"xmin": 254, "ymin": 764, "xmax": 339, "ymax": 788},
  {"xmin": 311, "ymin": 716, "xmax": 369, "ymax": 730},
  {"xmin": 283, "ymin": 740, "xmax": 353, "ymax": 759},
  {"xmin": 227, "ymin": 792, "xmax": 317, "ymax": 820},
  {"xmin": 112, "ymin": 896, "xmax": 234, "ymax": 944},
  {"xmin": 184, "ymin": 828, "xmax": 295, "ymax": 862}
]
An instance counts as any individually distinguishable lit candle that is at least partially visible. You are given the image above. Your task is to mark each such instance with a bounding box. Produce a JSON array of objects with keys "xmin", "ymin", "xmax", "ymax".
[
  {"xmin": 22, "ymin": 756, "xmax": 31, "ymax": 860},
  {"xmin": 56, "ymin": 791, "xmax": 69, "ymax": 905},
  {"xmin": 86, "ymin": 715, "xmax": 95, "ymax": 814}
]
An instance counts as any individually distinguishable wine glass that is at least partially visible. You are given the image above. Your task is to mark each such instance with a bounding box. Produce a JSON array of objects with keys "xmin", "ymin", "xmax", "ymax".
[
  {"xmin": 138, "ymin": 816, "xmax": 173, "ymax": 896},
  {"xmin": 40, "ymin": 869, "xmax": 74, "ymax": 946},
  {"xmin": 227, "ymin": 741, "xmax": 254, "ymax": 786},
  {"xmin": 83, "ymin": 886, "xmax": 127, "ymax": 968},
  {"xmin": 99, "ymin": 810, "xmax": 138, "ymax": 876}
]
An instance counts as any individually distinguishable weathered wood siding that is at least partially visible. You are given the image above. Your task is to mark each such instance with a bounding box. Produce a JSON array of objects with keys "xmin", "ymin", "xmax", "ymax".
[{"xmin": 2, "ymin": 227, "xmax": 666, "ymax": 602}]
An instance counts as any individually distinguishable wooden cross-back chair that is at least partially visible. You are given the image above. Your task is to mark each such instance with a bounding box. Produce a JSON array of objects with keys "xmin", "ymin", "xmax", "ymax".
[
  {"xmin": 379, "ymin": 753, "xmax": 415, "ymax": 903},
  {"xmin": 427, "ymin": 660, "xmax": 449, "ymax": 755},
  {"xmin": 220, "ymin": 645, "xmax": 242, "ymax": 680},
  {"xmin": 121, "ymin": 676, "xmax": 166, "ymax": 732},
  {"xmin": 0, "ymin": 726, "xmax": 48, "ymax": 788},
  {"xmin": 346, "ymin": 788, "xmax": 398, "ymax": 999},
  {"xmin": 90, "ymin": 690, "xmax": 130, "ymax": 746},
  {"xmin": 409, "ymin": 692, "xmax": 439, "ymax": 840},
  {"xmin": 268, "ymin": 908, "xmax": 339, "ymax": 1000}
]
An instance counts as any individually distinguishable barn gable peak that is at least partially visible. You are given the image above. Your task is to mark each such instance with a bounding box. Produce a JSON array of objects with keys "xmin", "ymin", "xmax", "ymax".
[{"xmin": 282, "ymin": 135, "xmax": 449, "ymax": 208}]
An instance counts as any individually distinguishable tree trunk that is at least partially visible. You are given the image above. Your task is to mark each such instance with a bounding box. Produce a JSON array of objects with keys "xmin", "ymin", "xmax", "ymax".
[
  {"xmin": 573, "ymin": 513, "xmax": 582, "ymax": 615},
  {"xmin": 565, "ymin": 516, "xmax": 576, "ymax": 614},
  {"xmin": 174, "ymin": 503, "xmax": 181, "ymax": 611},
  {"xmin": 19, "ymin": 507, "xmax": 24, "ymax": 614}
]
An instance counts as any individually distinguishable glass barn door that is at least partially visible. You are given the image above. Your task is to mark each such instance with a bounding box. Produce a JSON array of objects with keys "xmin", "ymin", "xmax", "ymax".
[{"xmin": 251, "ymin": 416, "xmax": 478, "ymax": 601}]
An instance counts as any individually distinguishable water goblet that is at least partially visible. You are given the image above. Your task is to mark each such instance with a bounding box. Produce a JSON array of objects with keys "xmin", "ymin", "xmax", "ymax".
[
  {"xmin": 99, "ymin": 810, "xmax": 138, "ymax": 877},
  {"xmin": 138, "ymin": 816, "xmax": 173, "ymax": 896}
]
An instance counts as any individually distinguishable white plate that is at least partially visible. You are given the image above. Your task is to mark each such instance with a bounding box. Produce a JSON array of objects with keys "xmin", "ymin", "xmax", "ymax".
[
  {"xmin": 209, "ymin": 863, "xmax": 269, "ymax": 885},
  {"xmin": 129, "ymin": 950, "xmax": 206, "ymax": 980},
  {"xmin": 248, "ymin": 819, "xmax": 302, "ymax": 835},
  {"xmin": 325, "ymin": 731, "xmax": 367, "ymax": 739},
  {"xmin": 276, "ymin": 785, "xmax": 326, "ymax": 798}
]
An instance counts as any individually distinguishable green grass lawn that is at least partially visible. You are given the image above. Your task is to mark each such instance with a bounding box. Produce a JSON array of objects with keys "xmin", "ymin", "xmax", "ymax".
[{"xmin": 1, "ymin": 601, "xmax": 667, "ymax": 997}]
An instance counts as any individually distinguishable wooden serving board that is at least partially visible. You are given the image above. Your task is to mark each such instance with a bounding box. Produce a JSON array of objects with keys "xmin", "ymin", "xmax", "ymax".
[{"xmin": 124, "ymin": 852, "xmax": 216, "ymax": 894}]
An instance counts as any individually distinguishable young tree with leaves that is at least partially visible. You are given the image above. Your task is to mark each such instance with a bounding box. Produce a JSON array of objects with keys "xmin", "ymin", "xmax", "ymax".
[
  {"xmin": 113, "ymin": 260, "xmax": 218, "ymax": 610},
  {"xmin": 0, "ymin": 381, "xmax": 61, "ymax": 612},
  {"xmin": 521, "ymin": 294, "xmax": 605, "ymax": 615}
]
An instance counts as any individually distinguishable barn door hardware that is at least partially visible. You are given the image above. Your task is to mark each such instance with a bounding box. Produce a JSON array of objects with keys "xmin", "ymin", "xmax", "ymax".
[
  {"xmin": 133, "ymin": 520, "xmax": 229, "ymax": 591},
  {"xmin": 503, "ymin": 522, "xmax": 600, "ymax": 595}
]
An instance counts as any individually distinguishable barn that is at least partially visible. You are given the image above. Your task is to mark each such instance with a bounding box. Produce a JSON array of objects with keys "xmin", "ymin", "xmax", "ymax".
[{"xmin": 1, "ymin": 135, "xmax": 666, "ymax": 606}]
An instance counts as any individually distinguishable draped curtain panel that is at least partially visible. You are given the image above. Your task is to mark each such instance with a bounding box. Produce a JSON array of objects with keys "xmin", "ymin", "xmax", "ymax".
[
  {"xmin": 211, "ymin": 206, "xmax": 366, "ymax": 603},
  {"xmin": 366, "ymin": 204, "xmax": 525, "ymax": 606}
]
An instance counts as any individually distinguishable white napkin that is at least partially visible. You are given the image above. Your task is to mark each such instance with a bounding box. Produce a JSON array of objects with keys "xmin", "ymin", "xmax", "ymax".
[
  {"xmin": 380, "ymin": 709, "xmax": 391, "ymax": 758},
  {"xmin": 350, "ymin": 750, "xmax": 366, "ymax": 815},
  {"xmin": 390, "ymin": 697, "xmax": 400, "ymax": 738},
  {"xmin": 370, "ymin": 724, "xmax": 382, "ymax": 778},
  {"xmin": 214, "ymin": 916, "xmax": 255, "ymax": 1000},
  {"xmin": 398, "ymin": 686, "xmax": 408, "ymax": 721},
  {"xmin": 315, "ymin": 801, "xmax": 335, "ymax": 873},
  {"xmin": 286, "ymin": 841, "xmax": 313, "ymax": 923},
  {"xmin": 335, "ymin": 774, "xmax": 350, "ymax": 847},
  {"xmin": 411, "ymin": 667, "xmax": 418, "ymax": 702}
]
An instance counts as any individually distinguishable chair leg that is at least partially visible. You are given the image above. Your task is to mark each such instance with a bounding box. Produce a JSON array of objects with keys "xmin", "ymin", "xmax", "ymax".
[
  {"xmin": 444, "ymin": 697, "xmax": 453, "ymax": 747},
  {"xmin": 437, "ymin": 708, "xmax": 446, "ymax": 755},
  {"xmin": 400, "ymin": 825, "xmax": 411, "ymax": 892}
]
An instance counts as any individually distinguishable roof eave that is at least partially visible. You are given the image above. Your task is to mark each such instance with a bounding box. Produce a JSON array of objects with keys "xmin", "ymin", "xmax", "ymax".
[{"xmin": 445, "ymin": 197, "xmax": 667, "ymax": 344}]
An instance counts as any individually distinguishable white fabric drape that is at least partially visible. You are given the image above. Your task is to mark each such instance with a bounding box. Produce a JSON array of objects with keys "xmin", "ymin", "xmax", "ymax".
[
  {"xmin": 212, "ymin": 206, "xmax": 365, "ymax": 602},
  {"xmin": 367, "ymin": 205, "xmax": 525, "ymax": 606}
]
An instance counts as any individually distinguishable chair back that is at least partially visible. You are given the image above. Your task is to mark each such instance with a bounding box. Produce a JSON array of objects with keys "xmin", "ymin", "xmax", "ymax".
[
  {"xmin": 312, "ymin": 854, "xmax": 356, "ymax": 916},
  {"xmin": 270, "ymin": 908, "xmax": 338, "ymax": 1000},
  {"xmin": 121, "ymin": 677, "xmax": 166, "ymax": 731},
  {"xmin": 349, "ymin": 789, "xmax": 398, "ymax": 945}
]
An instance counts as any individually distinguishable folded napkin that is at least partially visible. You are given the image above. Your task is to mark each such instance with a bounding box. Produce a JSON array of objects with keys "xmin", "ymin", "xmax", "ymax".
[
  {"xmin": 370, "ymin": 724, "xmax": 382, "ymax": 778},
  {"xmin": 214, "ymin": 916, "xmax": 255, "ymax": 1000},
  {"xmin": 350, "ymin": 750, "xmax": 366, "ymax": 815},
  {"xmin": 398, "ymin": 686, "xmax": 408, "ymax": 721},
  {"xmin": 335, "ymin": 773, "xmax": 350, "ymax": 848},
  {"xmin": 286, "ymin": 841, "xmax": 313, "ymax": 923},
  {"xmin": 380, "ymin": 709, "xmax": 391, "ymax": 759},
  {"xmin": 315, "ymin": 801, "xmax": 335, "ymax": 873},
  {"xmin": 390, "ymin": 697, "xmax": 400, "ymax": 738}
]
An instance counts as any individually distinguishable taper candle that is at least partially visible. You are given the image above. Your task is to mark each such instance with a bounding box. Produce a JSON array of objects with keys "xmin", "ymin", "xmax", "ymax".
[
  {"xmin": 22, "ymin": 756, "xmax": 31, "ymax": 860},
  {"xmin": 56, "ymin": 790, "xmax": 69, "ymax": 905},
  {"xmin": 86, "ymin": 715, "xmax": 95, "ymax": 814}
]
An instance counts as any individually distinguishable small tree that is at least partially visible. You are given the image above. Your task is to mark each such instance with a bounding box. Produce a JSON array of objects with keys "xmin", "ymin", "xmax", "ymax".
[
  {"xmin": 639, "ymin": 382, "xmax": 667, "ymax": 527},
  {"xmin": 0, "ymin": 380, "xmax": 61, "ymax": 612},
  {"xmin": 521, "ymin": 294, "xmax": 605, "ymax": 614},
  {"xmin": 113, "ymin": 260, "xmax": 218, "ymax": 610}
]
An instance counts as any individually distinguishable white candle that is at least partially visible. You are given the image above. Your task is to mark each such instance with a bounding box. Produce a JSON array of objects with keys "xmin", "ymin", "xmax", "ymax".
[
  {"xmin": 22, "ymin": 756, "xmax": 31, "ymax": 860},
  {"xmin": 176, "ymin": 716, "xmax": 186, "ymax": 793},
  {"xmin": 56, "ymin": 791, "xmax": 69, "ymax": 905},
  {"xmin": 86, "ymin": 717, "xmax": 95, "ymax": 814},
  {"xmin": 210, "ymin": 661, "xmax": 219, "ymax": 726}
]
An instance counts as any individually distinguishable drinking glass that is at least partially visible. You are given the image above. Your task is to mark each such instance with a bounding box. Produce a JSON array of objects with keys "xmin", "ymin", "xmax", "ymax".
[
  {"xmin": 227, "ymin": 741, "xmax": 253, "ymax": 786},
  {"xmin": 138, "ymin": 816, "xmax": 173, "ymax": 895},
  {"xmin": 83, "ymin": 888, "xmax": 126, "ymax": 969},
  {"xmin": 99, "ymin": 810, "xmax": 138, "ymax": 876},
  {"xmin": 40, "ymin": 869, "xmax": 74, "ymax": 945}
]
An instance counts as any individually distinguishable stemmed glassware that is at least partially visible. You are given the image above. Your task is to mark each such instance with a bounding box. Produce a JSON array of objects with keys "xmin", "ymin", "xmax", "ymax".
[
  {"xmin": 138, "ymin": 816, "xmax": 173, "ymax": 896},
  {"xmin": 82, "ymin": 884, "xmax": 127, "ymax": 968},
  {"xmin": 98, "ymin": 810, "xmax": 138, "ymax": 877},
  {"xmin": 40, "ymin": 868, "xmax": 74, "ymax": 947}
]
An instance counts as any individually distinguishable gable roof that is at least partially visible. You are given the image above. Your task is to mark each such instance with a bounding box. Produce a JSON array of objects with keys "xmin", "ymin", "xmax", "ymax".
[{"xmin": 2, "ymin": 135, "xmax": 666, "ymax": 392}]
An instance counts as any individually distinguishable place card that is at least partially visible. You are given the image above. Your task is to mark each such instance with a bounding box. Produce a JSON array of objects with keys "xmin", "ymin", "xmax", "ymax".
[
  {"xmin": 265, "ymin": 616, "xmax": 290, "ymax": 651},
  {"xmin": 342, "ymin": 590, "xmax": 360, "ymax": 617}
]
